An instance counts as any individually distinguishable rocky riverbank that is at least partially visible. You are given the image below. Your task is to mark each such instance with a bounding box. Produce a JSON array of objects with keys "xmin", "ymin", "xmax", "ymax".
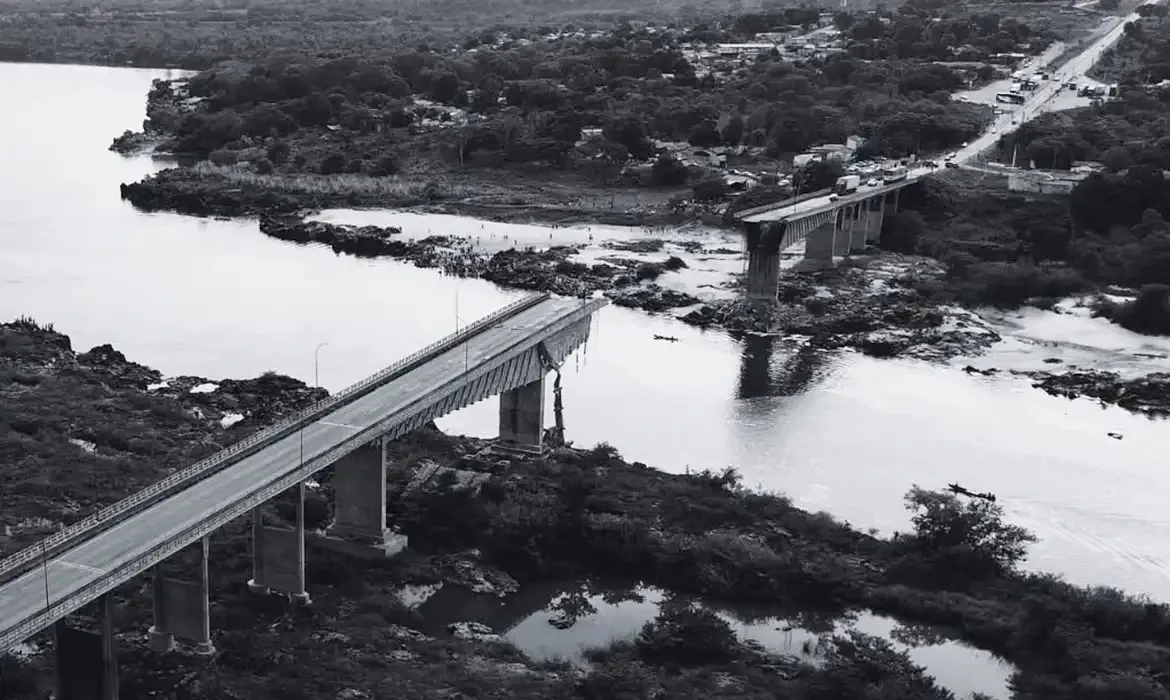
[
  {"xmin": 0, "ymin": 317, "xmax": 327, "ymax": 551},
  {"xmin": 1026, "ymin": 369, "xmax": 1170, "ymax": 417},
  {"xmin": 683, "ymin": 255, "xmax": 1004, "ymax": 362},
  {"xmin": 257, "ymin": 216, "xmax": 703, "ymax": 313},
  {"xmin": 119, "ymin": 163, "xmax": 693, "ymax": 228},
  {"xmin": 4, "ymin": 319, "xmax": 1170, "ymax": 700}
]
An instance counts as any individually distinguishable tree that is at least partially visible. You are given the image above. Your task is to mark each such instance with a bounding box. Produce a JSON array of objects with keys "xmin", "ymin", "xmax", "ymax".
[
  {"xmin": 319, "ymin": 153, "xmax": 346, "ymax": 175},
  {"xmin": 693, "ymin": 176, "xmax": 729, "ymax": 201},
  {"xmin": 688, "ymin": 119, "xmax": 722, "ymax": 147},
  {"xmin": 721, "ymin": 115, "xmax": 745, "ymax": 146},
  {"xmin": 603, "ymin": 115, "xmax": 653, "ymax": 160},
  {"xmin": 899, "ymin": 486, "xmax": 1037, "ymax": 578},
  {"xmin": 429, "ymin": 72, "xmax": 461, "ymax": 103},
  {"xmin": 651, "ymin": 155, "xmax": 689, "ymax": 186}
]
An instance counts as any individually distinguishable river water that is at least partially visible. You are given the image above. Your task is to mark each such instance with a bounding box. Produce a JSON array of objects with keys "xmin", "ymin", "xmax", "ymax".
[{"xmin": 2, "ymin": 62, "xmax": 1169, "ymax": 612}]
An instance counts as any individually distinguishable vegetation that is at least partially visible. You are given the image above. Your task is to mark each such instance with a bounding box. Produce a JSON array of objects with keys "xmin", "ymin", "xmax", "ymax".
[
  {"xmin": 910, "ymin": 9, "xmax": 1170, "ymax": 334},
  {"xmin": 3, "ymin": 320, "xmax": 1170, "ymax": 700}
]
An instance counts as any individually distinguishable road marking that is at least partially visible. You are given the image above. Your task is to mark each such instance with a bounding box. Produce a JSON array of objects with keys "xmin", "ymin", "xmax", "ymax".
[
  {"xmin": 58, "ymin": 561, "xmax": 104, "ymax": 575},
  {"xmin": 319, "ymin": 421, "xmax": 363, "ymax": 431}
]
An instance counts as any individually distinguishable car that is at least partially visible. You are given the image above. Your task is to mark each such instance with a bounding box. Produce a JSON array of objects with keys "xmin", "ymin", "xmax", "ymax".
[
  {"xmin": 945, "ymin": 162, "xmax": 959, "ymax": 169},
  {"xmin": 866, "ymin": 178, "xmax": 879, "ymax": 187}
]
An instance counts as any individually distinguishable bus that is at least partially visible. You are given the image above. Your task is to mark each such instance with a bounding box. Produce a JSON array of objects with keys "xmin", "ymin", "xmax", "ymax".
[
  {"xmin": 881, "ymin": 167, "xmax": 908, "ymax": 184},
  {"xmin": 995, "ymin": 91, "xmax": 1026, "ymax": 105}
]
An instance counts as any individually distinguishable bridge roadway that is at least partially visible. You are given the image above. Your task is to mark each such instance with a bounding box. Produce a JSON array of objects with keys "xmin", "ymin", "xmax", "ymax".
[
  {"xmin": 0, "ymin": 294, "xmax": 604, "ymax": 653},
  {"xmin": 737, "ymin": 4, "xmax": 1155, "ymax": 228},
  {"xmin": 740, "ymin": 177, "xmax": 911, "ymax": 225}
]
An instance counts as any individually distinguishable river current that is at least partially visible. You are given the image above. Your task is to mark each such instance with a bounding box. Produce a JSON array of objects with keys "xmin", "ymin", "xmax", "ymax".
[{"xmin": 2, "ymin": 63, "xmax": 1169, "ymax": 606}]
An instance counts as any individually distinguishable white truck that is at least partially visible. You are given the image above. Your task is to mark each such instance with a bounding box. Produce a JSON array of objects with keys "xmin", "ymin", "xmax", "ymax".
[{"xmin": 834, "ymin": 175, "xmax": 861, "ymax": 195}]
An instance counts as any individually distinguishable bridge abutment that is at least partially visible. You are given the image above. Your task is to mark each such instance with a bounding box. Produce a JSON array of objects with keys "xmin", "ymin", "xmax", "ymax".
[
  {"xmin": 148, "ymin": 536, "xmax": 214, "ymax": 655},
  {"xmin": 248, "ymin": 484, "xmax": 311, "ymax": 605},
  {"xmin": 54, "ymin": 593, "xmax": 119, "ymax": 700},
  {"xmin": 498, "ymin": 378, "xmax": 545, "ymax": 452}
]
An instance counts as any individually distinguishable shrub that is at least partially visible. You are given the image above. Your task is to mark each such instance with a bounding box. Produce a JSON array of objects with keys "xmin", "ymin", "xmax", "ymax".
[
  {"xmin": 895, "ymin": 486, "xmax": 1037, "ymax": 581},
  {"xmin": 635, "ymin": 603, "xmax": 742, "ymax": 667}
]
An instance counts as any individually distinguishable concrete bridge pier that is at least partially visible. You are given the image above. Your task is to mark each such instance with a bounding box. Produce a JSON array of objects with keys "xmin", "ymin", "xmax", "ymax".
[
  {"xmin": 148, "ymin": 536, "xmax": 214, "ymax": 655},
  {"xmin": 319, "ymin": 441, "xmax": 409, "ymax": 558},
  {"xmin": 867, "ymin": 196, "xmax": 887, "ymax": 244},
  {"xmin": 803, "ymin": 219, "xmax": 837, "ymax": 269},
  {"xmin": 54, "ymin": 593, "xmax": 119, "ymax": 700},
  {"xmin": 498, "ymin": 377, "xmax": 546, "ymax": 452},
  {"xmin": 849, "ymin": 204, "xmax": 868, "ymax": 253},
  {"xmin": 831, "ymin": 209, "xmax": 850, "ymax": 257},
  {"xmin": 247, "ymin": 484, "xmax": 310, "ymax": 605},
  {"xmin": 744, "ymin": 221, "xmax": 783, "ymax": 300}
]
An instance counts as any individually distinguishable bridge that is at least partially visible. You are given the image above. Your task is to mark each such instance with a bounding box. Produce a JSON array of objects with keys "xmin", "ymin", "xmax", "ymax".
[
  {"xmin": 0, "ymin": 292, "xmax": 607, "ymax": 698},
  {"xmin": 734, "ymin": 177, "xmax": 916, "ymax": 299}
]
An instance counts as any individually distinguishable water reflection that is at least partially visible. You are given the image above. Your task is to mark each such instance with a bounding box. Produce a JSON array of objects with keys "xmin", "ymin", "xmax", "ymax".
[
  {"xmin": 736, "ymin": 334, "xmax": 831, "ymax": 400},
  {"xmin": 399, "ymin": 580, "xmax": 1013, "ymax": 699}
]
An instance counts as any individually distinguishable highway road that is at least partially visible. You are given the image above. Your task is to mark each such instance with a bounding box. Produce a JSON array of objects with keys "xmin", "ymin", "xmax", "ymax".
[
  {"xmin": 0, "ymin": 296, "xmax": 594, "ymax": 652},
  {"xmin": 741, "ymin": 6, "xmax": 1155, "ymax": 226}
]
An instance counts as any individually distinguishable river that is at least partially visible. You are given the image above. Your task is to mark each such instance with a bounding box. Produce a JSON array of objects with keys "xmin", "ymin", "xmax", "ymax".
[{"xmin": 2, "ymin": 61, "xmax": 1169, "ymax": 613}]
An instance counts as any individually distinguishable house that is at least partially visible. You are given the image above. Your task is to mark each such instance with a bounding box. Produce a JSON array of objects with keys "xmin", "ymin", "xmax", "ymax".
[
  {"xmin": 715, "ymin": 43, "xmax": 776, "ymax": 58},
  {"xmin": 793, "ymin": 153, "xmax": 820, "ymax": 168},
  {"xmin": 1008, "ymin": 169, "xmax": 1089, "ymax": 195}
]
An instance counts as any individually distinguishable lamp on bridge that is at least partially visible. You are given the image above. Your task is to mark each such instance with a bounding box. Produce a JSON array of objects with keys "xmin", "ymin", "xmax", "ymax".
[{"xmin": 314, "ymin": 342, "xmax": 329, "ymax": 390}]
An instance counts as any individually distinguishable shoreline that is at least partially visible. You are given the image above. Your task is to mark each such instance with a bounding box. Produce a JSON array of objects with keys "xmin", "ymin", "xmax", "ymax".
[
  {"xmin": 112, "ymin": 181, "xmax": 1170, "ymax": 417},
  {"xmin": 3, "ymin": 319, "xmax": 1170, "ymax": 699}
]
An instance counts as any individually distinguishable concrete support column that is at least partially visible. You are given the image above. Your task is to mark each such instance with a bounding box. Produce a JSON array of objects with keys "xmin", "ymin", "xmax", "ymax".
[
  {"xmin": 246, "ymin": 507, "xmax": 268, "ymax": 595},
  {"xmin": 250, "ymin": 486, "xmax": 311, "ymax": 604},
  {"xmin": 832, "ymin": 209, "xmax": 850, "ymax": 256},
  {"xmin": 149, "ymin": 537, "xmax": 214, "ymax": 655},
  {"xmin": 499, "ymin": 378, "xmax": 545, "ymax": 451},
  {"xmin": 99, "ymin": 594, "xmax": 118, "ymax": 700},
  {"xmin": 147, "ymin": 567, "xmax": 173, "ymax": 653},
  {"xmin": 745, "ymin": 248, "xmax": 780, "ymax": 299},
  {"xmin": 328, "ymin": 441, "xmax": 389, "ymax": 543},
  {"xmin": 871, "ymin": 194, "xmax": 888, "ymax": 244},
  {"xmin": 849, "ymin": 204, "xmax": 868, "ymax": 253},
  {"xmin": 744, "ymin": 221, "xmax": 782, "ymax": 300},
  {"xmin": 803, "ymin": 220, "xmax": 836, "ymax": 268},
  {"xmin": 54, "ymin": 597, "xmax": 119, "ymax": 700}
]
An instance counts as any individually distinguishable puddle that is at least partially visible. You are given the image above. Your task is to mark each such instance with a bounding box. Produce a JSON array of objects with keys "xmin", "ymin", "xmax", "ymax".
[{"xmin": 399, "ymin": 582, "xmax": 1013, "ymax": 700}]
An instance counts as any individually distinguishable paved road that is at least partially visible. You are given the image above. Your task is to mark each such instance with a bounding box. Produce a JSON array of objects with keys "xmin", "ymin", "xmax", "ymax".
[
  {"xmin": 0, "ymin": 296, "xmax": 592, "ymax": 651},
  {"xmin": 742, "ymin": 8, "xmax": 1155, "ymax": 225}
]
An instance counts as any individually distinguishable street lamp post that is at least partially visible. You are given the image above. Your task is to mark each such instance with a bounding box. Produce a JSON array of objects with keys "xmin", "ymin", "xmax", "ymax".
[{"xmin": 314, "ymin": 342, "xmax": 329, "ymax": 390}]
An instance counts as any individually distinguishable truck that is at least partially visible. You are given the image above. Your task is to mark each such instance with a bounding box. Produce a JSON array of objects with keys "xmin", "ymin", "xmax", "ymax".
[
  {"xmin": 881, "ymin": 167, "xmax": 908, "ymax": 184},
  {"xmin": 834, "ymin": 175, "xmax": 861, "ymax": 194}
]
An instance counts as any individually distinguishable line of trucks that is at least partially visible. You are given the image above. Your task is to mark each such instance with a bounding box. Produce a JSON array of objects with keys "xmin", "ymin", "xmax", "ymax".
[{"xmin": 832, "ymin": 167, "xmax": 907, "ymax": 195}]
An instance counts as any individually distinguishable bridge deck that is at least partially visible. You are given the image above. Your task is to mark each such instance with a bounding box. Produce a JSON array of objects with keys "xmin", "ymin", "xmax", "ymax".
[
  {"xmin": 0, "ymin": 296, "xmax": 595, "ymax": 650},
  {"xmin": 739, "ymin": 176, "xmax": 918, "ymax": 224}
]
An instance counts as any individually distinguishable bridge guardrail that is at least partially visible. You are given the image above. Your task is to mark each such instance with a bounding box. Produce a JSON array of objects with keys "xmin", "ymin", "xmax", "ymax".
[
  {"xmin": 733, "ymin": 187, "xmax": 833, "ymax": 221},
  {"xmin": 0, "ymin": 292, "xmax": 549, "ymax": 584},
  {"xmin": 0, "ymin": 295, "xmax": 606, "ymax": 654}
]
